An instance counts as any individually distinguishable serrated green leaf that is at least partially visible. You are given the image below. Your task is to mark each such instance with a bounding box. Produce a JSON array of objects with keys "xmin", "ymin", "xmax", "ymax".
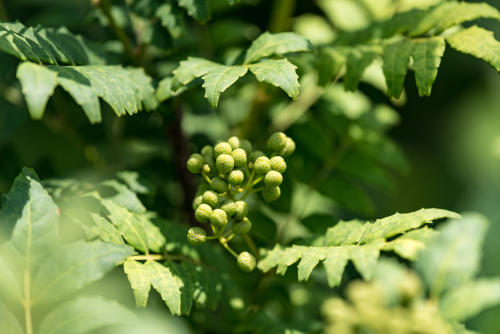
[
  {"xmin": 409, "ymin": 2, "xmax": 500, "ymax": 37},
  {"xmin": 412, "ymin": 37, "xmax": 445, "ymax": 96},
  {"xmin": 0, "ymin": 22, "xmax": 106, "ymax": 65},
  {"xmin": 147, "ymin": 260, "xmax": 183, "ymax": 315},
  {"xmin": 32, "ymin": 240, "xmax": 135, "ymax": 305},
  {"xmin": 0, "ymin": 168, "xmax": 59, "ymax": 257},
  {"xmin": 344, "ymin": 48, "xmax": 378, "ymax": 91},
  {"xmin": 156, "ymin": 3, "xmax": 185, "ymax": 38},
  {"xmin": 90, "ymin": 214, "xmax": 124, "ymax": 245},
  {"xmin": 123, "ymin": 259, "xmax": 152, "ymax": 308},
  {"xmin": 173, "ymin": 57, "xmax": 220, "ymax": 85},
  {"xmin": 166, "ymin": 261, "xmax": 195, "ymax": 315},
  {"xmin": 38, "ymin": 296, "xmax": 137, "ymax": 334},
  {"xmin": 201, "ymin": 65, "xmax": 248, "ymax": 107},
  {"xmin": 382, "ymin": 227, "xmax": 436, "ymax": 260},
  {"xmin": 416, "ymin": 214, "xmax": 488, "ymax": 296},
  {"xmin": 178, "ymin": 0, "xmax": 210, "ymax": 23},
  {"xmin": 244, "ymin": 32, "xmax": 311, "ymax": 64},
  {"xmin": 99, "ymin": 180, "xmax": 146, "ymax": 213},
  {"xmin": 16, "ymin": 62, "xmax": 58, "ymax": 120},
  {"xmin": 0, "ymin": 302, "xmax": 23, "ymax": 334},
  {"xmin": 440, "ymin": 279, "xmax": 500, "ymax": 322},
  {"xmin": 383, "ymin": 38, "xmax": 413, "ymax": 98},
  {"xmin": 249, "ymin": 59, "xmax": 300, "ymax": 99},
  {"xmin": 259, "ymin": 209, "xmax": 458, "ymax": 286},
  {"xmin": 446, "ymin": 26, "xmax": 500, "ymax": 72}
]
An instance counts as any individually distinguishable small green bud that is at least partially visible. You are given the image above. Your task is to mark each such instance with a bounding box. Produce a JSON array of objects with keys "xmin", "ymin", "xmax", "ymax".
[
  {"xmin": 282, "ymin": 138, "xmax": 295, "ymax": 157},
  {"xmin": 233, "ymin": 217, "xmax": 252, "ymax": 235},
  {"xmin": 228, "ymin": 170, "xmax": 244, "ymax": 185},
  {"xmin": 214, "ymin": 142, "xmax": 232, "ymax": 157},
  {"xmin": 254, "ymin": 156, "xmax": 271, "ymax": 175},
  {"xmin": 192, "ymin": 195, "xmax": 203, "ymax": 210},
  {"xmin": 220, "ymin": 199, "xmax": 236, "ymax": 217},
  {"xmin": 234, "ymin": 201, "xmax": 248, "ymax": 220},
  {"xmin": 249, "ymin": 150, "xmax": 265, "ymax": 162},
  {"xmin": 267, "ymin": 132, "xmax": 287, "ymax": 152},
  {"xmin": 216, "ymin": 154, "xmax": 235, "ymax": 174},
  {"xmin": 228, "ymin": 136, "xmax": 240, "ymax": 149},
  {"xmin": 262, "ymin": 186, "xmax": 281, "ymax": 202},
  {"xmin": 187, "ymin": 227, "xmax": 206, "ymax": 245},
  {"xmin": 264, "ymin": 170, "xmax": 283, "ymax": 188},
  {"xmin": 202, "ymin": 164, "xmax": 211, "ymax": 174},
  {"xmin": 201, "ymin": 145, "xmax": 213, "ymax": 157},
  {"xmin": 210, "ymin": 209, "xmax": 228, "ymax": 230},
  {"xmin": 270, "ymin": 156, "xmax": 286, "ymax": 173},
  {"xmin": 237, "ymin": 251, "xmax": 256, "ymax": 272},
  {"xmin": 239, "ymin": 139, "xmax": 252, "ymax": 154},
  {"xmin": 211, "ymin": 177, "xmax": 228, "ymax": 194},
  {"xmin": 195, "ymin": 204, "xmax": 212, "ymax": 223},
  {"xmin": 202, "ymin": 190, "xmax": 219, "ymax": 208},
  {"xmin": 231, "ymin": 148, "xmax": 247, "ymax": 168},
  {"xmin": 187, "ymin": 153, "xmax": 204, "ymax": 173}
]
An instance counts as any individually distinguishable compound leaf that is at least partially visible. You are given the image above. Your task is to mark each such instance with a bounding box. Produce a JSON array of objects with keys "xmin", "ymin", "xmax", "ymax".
[
  {"xmin": 344, "ymin": 48, "xmax": 378, "ymax": 91},
  {"xmin": 201, "ymin": 65, "xmax": 248, "ymax": 107},
  {"xmin": 147, "ymin": 260, "xmax": 183, "ymax": 315},
  {"xmin": 383, "ymin": 38, "xmax": 413, "ymax": 98},
  {"xmin": 412, "ymin": 37, "xmax": 446, "ymax": 96},
  {"xmin": 249, "ymin": 58, "xmax": 300, "ymax": 99},
  {"xmin": 173, "ymin": 57, "xmax": 220, "ymax": 85},
  {"xmin": 123, "ymin": 259, "xmax": 152, "ymax": 308}
]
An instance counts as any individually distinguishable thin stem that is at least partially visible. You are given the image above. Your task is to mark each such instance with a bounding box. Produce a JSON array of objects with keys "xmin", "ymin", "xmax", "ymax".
[
  {"xmin": 269, "ymin": 0, "xmax": 296, "ymax": 33},
  {"xmin": 201, "ymin": 172, "xmax": 212, "ymax": 184},
  {"xmin": 98, "ymin": 0, "xmax": 137, "ymax": 63},
  {"xmin": 129, "ymin": 254, "xmax": 165, "ymax": 261},
  {"xmin": 244, "ymin": 234, "xmax": 260, "ymax": 260},
  {"xmin": 219, "ymin": 238, "xmax": 238, "ymax": 258}
]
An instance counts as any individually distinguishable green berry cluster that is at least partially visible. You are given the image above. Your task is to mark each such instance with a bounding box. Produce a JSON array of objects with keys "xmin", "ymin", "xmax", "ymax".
[{"xmin": 186, "ymin": 132, "xmax": 295, "ymax": 272}]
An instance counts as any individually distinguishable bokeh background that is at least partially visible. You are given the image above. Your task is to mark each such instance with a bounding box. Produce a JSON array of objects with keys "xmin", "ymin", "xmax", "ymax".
[{"xmin": 1, "ymin": 0, "xmax": 500, "ymax": 332}]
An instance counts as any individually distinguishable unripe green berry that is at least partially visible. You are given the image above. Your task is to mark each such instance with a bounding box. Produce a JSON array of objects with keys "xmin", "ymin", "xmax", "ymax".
[
  {"xmin": 282, "ymin": 138, "xmax": 295, "ymax": 157},
  {"xmin": 262, "ymin": 186, "xmax": 281, "ymax": 202},
  {"xmin": 202, "ymin": 164, "xmax": 211, "ymax": 174},
  {"xmin": 216, "ymin": 154, "xmax": 234, "ymax": 174},
  {"xmin": 211, "ymin": 177, "xmax": 228, "ymax": 194},
  {"xmin": 187, "ymin": 153, "xmax": 204, "ymax": 173},
  {"xmin": 220, "ymin": 199, "xmax": 236, "ymax": 217},
  {"xmin": 228, "ymin": 136, "xmax": 240, "ymax": 149},
  {"xmin": 231, "ymin": 148, "xmax": 247, "ymax": 168},
  {"xmin": 264, "ymin": 170, "xmax": 283, "ymax": 188},
  {"xmin": 192, "ymin": 195, "xmax": 203, "ymax": 210},
  {"xmin": 195, "ymin": 204, "xmax": 212, "ymax": 223},
  {"xmin": 187, "ymin": 227, "xmax": 206, "ymax": 245},
  {"xmin": 233, "ymin": 217, "xmax": 252, "ymax": 235},
  {"xmin": 210, "ymin": 208, "xmax": 228, "ymax": 230},
  {"xmin": 201, "ymin": 145, "xmax": 213, "ymax": 157},
  {"xmin": 253, "ymin": 156, "xmax": 271, "ymax": 175},
  {"xmin": 270, "ymin": 156, "xmax": 287, "ymax": 173},
  {"xmin": 228, "ymin": 170, "xmax": 244, "ymax": 185},
  {"xmin": 237, "ymin": 252, "xmax": 256, "ymax": 272},
  {"xmin": 240, "ymin": 139, "xmax": 252, "ymax": 154},
  {"xmin": 267, "ymin": 132, "xmax": 287, "ymax": 152},
  {"xmin": 234, "ymin": 201, "xmax": 248, "ymax": 220},
  {"xmin": 249, "ymin": 150, "xmax": 265, "ymax": 162},
  {"xmin": 214, "ymin": 142, "xmax": 232, "ymax": 157},
  {"xmin": 202, "ymin": 190, "xmax": 219, "ymax": 208}
]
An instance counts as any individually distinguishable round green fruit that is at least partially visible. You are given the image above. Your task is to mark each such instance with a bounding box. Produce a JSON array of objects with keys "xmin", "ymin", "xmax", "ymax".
[
  {"xmin": 214, "ymin": 142, "xmax": 232, "ymax": 157},
  {"xmin": 195, "ymin": 204, "xmax": 212, "ymax": 223},
  {"xmin": 228, "ymin": 170, "xmax": 244, "ymax": 185},
  {"xmin": 267, "ymin": 132, "xmax": 287, "ymax": 152},
  {"xmin": 210, "ymin": 209, "xmax": 228, "ymax": 230},
  {"xmin": 187, "ymin": 153, "xmax": 204, "ymax": 173},
  {"xmin": 237, "ymin": 252, "xmax": 256, "ymax": 272},
  {"xmin": 187, "ymin": 227, "xmax": 206, "ymax": 245},
  {"xmin": 270, "ymin": 156, "xmax": 286, "ymax": 173},
  {"xmin": 216, "ymin": 154, "xmax": 235, "ymax": 174},
  {"xmin": 264, "ymin": 170, "xmax": 283, "ymax": 188}
]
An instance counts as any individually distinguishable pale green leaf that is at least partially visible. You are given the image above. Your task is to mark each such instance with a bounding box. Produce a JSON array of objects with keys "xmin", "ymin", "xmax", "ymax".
[
  {"xmin": 412, "ymin": 37, "xmax": 445, "ymax": 96},
  {"xmin": 383, "ymin": 38, "xmax": 413, "ymax": 98},
  {"xmin": 173, "ymin": 57, "xmax": 220, "ymax": 85},
  {"xmin": 90, "ymin": 214, "xmax": 124, "ymax": 245},
  {"xmin": 156, "ymin": 76, "xmax": 187, "ymax": 102},
  {"xmin": 382, "ymin": 227, "xmax": 436, "ymax": 260},
  {"xmin": 202, "ymin": 65, "xmax": 248, "ymax": 107},
  {"xmin": 348, "ymin": 240, "xmax": 384, "ymax": 280},
  {"xmin": 178, "ymin": 0, "xmax": 210, "ymax": 23},
  {"xmin": 32, "ymin": 240, "xmax": 135, "ymax": 305},
  {"xmin": 249, "ymin": 58, "xmax": 300, "ymax": 99},
  {"xmin": 446, "ymin": 26, "xmax": 500, "ymax": 72},
  {"xmin": 99, "ymin": 180, "xmax": 146, "ymax": 213},
  {"xmin": 147, "ymin": 260, "xmax": 183, "ymax": 315},
  {"xmin": 244, "ymin": 32, "xmax": 311, "ymax": 64},
  {"xmin": 297, "ymin": 247, "xmax": 326, "ymax": 281},
  {"xmin": 38, "ymin": 296, "xmax": 136, "ymax": 334},
  {"xmin": 0, "ymin": 302, "xmax": 23, "ymax": 334},
  {"xmin": 440, "ymin": 279, "xmax": 500, "ymax": 322},
  {"xmin": 137, "ymin": 214, "xmax": 166, "ymax": 253},
  {"xmin": 156, "ymin": 3, "xmax": 185, "ymax": 38},
  {"xmin": 344, "ymin": 48, "xmax": 378, "ymax": 91},
  {"xmin": 323, "ymin": 247, "xmax": 349, "ymax": 287},
  {"xmin": 416, "ymin": 214, "xmax": 488, "ymax": 296},
  {"xmin": 123, "ymin": 259, "xmax": 152, "ymax": 308},
  {"xmin": 410, "ymin": 2, "xmax": 500, "ymax": 37},
  {"xmin": 16, "ymin": 62, "xmax": 58, "ymax": 119},
  {"xmin": 0, "ymin": 253, "xmax": 22, "ymax": 303},
  {"xmin": 318, "ymin": 0, "xmax": 370, "ymax": 31},
  {"xmin": 0, "ymin": 168, "xmax": 59, "ymax": 257}
]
